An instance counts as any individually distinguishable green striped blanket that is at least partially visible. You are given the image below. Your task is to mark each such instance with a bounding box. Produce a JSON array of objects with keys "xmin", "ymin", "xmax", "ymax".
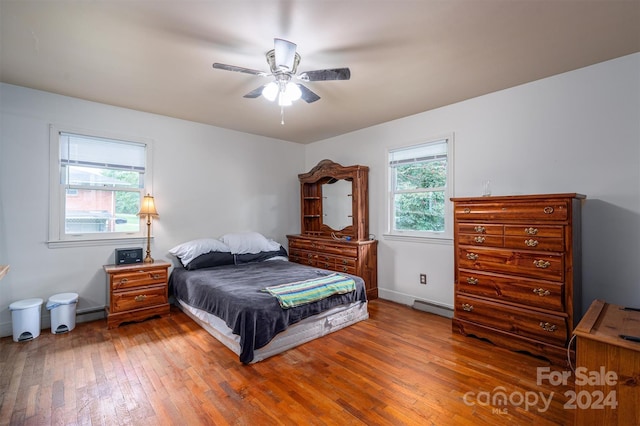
[{"xmin": 263, "ymin": 273, "xmax": 356, "ymax": 309}]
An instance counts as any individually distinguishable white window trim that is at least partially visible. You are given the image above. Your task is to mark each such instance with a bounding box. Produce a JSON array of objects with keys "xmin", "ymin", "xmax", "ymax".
[
  {"xmin": 48, "ymin": 124, "xmax": 154, "ymax": 248},
  {"xmin": 383, "ymin": 133, "xmax": 455, "ymax": 243}
]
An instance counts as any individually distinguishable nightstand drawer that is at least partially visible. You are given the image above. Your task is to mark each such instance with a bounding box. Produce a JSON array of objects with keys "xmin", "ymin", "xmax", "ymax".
[
  {"xmin": 111, "ymin": 285, "xmax": 167, "ymax": 313},
  {"xmin": 110, "ymin": 268, "xmax": 168, "ymax": 290}
]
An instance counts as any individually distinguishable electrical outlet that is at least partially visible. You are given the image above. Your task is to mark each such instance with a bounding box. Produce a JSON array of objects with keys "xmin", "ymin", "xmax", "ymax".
[{"xmin": 419, "ymin": 274, "xmax": 427, "ymax": 285}]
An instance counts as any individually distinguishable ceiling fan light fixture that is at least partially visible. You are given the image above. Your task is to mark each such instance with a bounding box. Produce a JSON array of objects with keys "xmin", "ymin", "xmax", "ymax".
[
  {"xmin": 285, "ymin": 82, "xmax": 302, "ymax": 102},
  {"xmin": 277, "ymin": 91, "xmax": 293, "ymax": 107},
  {"xmin": 262, "ymin": 82, "xmax": 279, "ymax": 101}
]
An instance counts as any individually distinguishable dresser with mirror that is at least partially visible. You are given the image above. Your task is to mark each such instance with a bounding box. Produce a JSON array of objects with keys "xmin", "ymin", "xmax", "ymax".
[{"xmin": 287, "ymin": 159, "xmax": 378, "ymax": 299}]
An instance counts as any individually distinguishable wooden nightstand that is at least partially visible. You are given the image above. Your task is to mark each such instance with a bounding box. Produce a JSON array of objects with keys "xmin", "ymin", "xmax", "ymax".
[{"xmin": 104, "ymin": 261, "xmax": 171, "ymax": 329}]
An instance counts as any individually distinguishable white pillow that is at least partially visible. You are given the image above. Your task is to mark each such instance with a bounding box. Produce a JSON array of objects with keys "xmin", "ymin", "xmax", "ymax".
[
  {"xmin": 220, "ymin": 231, "xmax": 281, "ymax": 254},
  {"xmin": 169, "ymin": 238, "xmax": 231, "ymax": 267}
]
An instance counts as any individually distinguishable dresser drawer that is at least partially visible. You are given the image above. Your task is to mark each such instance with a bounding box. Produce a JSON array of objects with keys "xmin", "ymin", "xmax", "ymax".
[
  {"xmin": 111, "ymin": 285, "xmax": 168, "ymax": 313},
  {"xmin": 289, "ymin": 253, "xmax": 318, "ymax": 267},
  {"xmin": 289, "ymin": 238, "xmax": 358, "ymax": 257},
  {"xmin": 458, "ymin": 247, "xmax": 564, "ymax": 281},
  {"xmin": 504, "ymin": 225, "xmax": 563, "ymax": 238},
  {"xmin": 110, "ymin": 268, "xmax": 168, "ymax": 290},
  {"xmin": 458, "ymin": 234, "xmax": 504, "ymax": 247},
  {"xmin": 457, "ymin": 270, "xmax": 565, "ymax": 311},
  {"xmin": 457, "ymin": 224, "xmax": 503, "ymax": 235},
  {"xmin": 456, "ymin": 295, "xmax": 568, "ymax": 346},
  {"xmin": 455, "ymin": 201, "xmax": 569, "ymax": 221},
  {"xmin": 503, "ymin": 236, "xmax": 564, "ymax": 252}
]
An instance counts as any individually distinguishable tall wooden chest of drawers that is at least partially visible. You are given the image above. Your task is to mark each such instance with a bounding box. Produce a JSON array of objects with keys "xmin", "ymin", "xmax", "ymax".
[
  {"xmin": 451, "ymin": 193, "xmax": 585, "ymax": 365},
  {"xmin": 287, "ymin": 235, "xmax": 378, "ymax": 300}
]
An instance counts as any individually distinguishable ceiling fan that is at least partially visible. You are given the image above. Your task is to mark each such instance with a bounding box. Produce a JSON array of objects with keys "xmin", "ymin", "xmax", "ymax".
[{"xmin": 212, "ymin": 38, "xmax": 351, "ymax": 112}]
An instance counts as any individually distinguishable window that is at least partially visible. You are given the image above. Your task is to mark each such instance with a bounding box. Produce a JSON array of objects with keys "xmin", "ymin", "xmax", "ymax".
[
  {"xmin": 387, "ymin": 135, "xmax": 453, "ymax": 240},
  {"xmin": 49, "ymin": 125, "xmax": 153, "ymax": 245}
]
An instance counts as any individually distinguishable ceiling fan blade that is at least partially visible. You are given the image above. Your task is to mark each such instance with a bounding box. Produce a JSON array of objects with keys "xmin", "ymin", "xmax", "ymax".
[
  {"xmin": 274, "ymin": 38, "xmax": 297, "ymax": 71},
  {"xmin": 243, "ymin": 86, "xmax": 265, "ymax": 99},
  {"xmin": 298, "ymin": 84, "xmax": 321, "ymax": 103},
  {"xmin": 212, "ymin": 63, "xmax": 267, "ymax": 76},
  {"xmin": 298, "ymin": 68, "xmax": 351, "ymax": 81}
]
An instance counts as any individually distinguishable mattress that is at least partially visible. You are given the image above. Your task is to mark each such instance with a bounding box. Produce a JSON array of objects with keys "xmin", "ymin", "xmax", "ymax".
[{"xmin": 177, "ymin": 298, "xmax": 369, "ymax": 363}]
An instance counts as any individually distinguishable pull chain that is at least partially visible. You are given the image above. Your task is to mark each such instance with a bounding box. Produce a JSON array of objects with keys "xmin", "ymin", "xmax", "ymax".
[{"xmin": 280, "ymin": 106, "xmax": 285, "ymax": 125}]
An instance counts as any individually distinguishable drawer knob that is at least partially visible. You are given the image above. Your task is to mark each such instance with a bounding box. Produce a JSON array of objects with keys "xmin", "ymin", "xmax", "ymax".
[
  {"xmin": 462, "ymin": 303, "xmax": 474, "ymax": 312},
  {"xmin": 533, "ymin": 259, "xmax": 551, "ymax": 269},
  {"xmin": 543, "ymin": 206, "xmax": 554, "ymax": 214},
  {"xmin": 533, "ymin": 288, "xmax": 551, "ymax": 297},
  {"xmin": 134, "ymin": 295, "xmax": 147, "ymax": 302},
  {"xmin": 474, "ymin": 226, "xmax": 485, "ymax": 233},
  {"xmin": 474, "ymin": 236, "xmax": 485, "ymax": 243},
  {"xmin": 466, "ymin": 252, "xmax": 479, "ymax": 260},
  {"xmin": 524, "ymin": 227, "xmax": 538, "ymax": 235},
  {"xmin": 307, "ymin": 253, "xmax": 313, "ymax": 258},
  {"xmin": 152, "ymin": 274, "xmax": 161, "ymax": 279},
  {"xmin": 466, "ymin": 277, "xmax": 478, "ymax": 285},
  {"xmin": 342, "ymin": 267, "xmax": 348, "ymax": 272},
  {"xmin": 342, "ymin": 259, "xmax": 348, "ymax": 265},
  {"xmin": 463, "ymin": 208, "xmax": 471, "ymax": 214},
  {"xmin": 539, "ymin": 322, "xmax": 557, "ymax": 332},
  {"xmin": 525, "ymin": 239, "xmax": 539, "ymax": 247},
  {"xmin": 119, "ymin": 278, "xmax": 128, "ymax": 284}
]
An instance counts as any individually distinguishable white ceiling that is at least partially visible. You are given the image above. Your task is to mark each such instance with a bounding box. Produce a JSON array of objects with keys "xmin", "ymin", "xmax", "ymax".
[{"xmin": 1, "ymin": 1, "xmax": 639, "ymax": 144}]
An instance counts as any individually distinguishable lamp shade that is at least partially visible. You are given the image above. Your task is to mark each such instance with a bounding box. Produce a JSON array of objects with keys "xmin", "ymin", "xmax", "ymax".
[{"xmin": 138, "ymin": 194, "xmax": 159, "ymax": 216}]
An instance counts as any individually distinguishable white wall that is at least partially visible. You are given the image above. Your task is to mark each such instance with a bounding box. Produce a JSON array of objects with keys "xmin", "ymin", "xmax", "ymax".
[
  {"xmin": 2, "ymin": 53, "xmax": 638, "ymax": 337},
  {"xmin": 0, "ymin": 83, "xmax": 304, "ymax": 336},
  {"xmin": 305, "ymin": 53, "xmax": 640, "ymax": 315}
]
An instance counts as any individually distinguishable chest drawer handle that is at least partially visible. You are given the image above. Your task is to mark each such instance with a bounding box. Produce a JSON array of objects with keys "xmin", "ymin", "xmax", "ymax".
[
  {"xmin": 466, "ymin": 253, "xmax": 479, "ymax": 260},
  {"xmin": 134, "ymin": 295, "xmax": 147, "ymax": 302},
  {"xmin": 342, "ymin": 259, "xmax": 348, "ymax": 265},
  {"xmin": 307, "ymin": 253, "xmax": 313, "ymax": 258},
  {"xmin": 474, "ymin": 226, "xmax": 485, "ymax": 233},
  {"xmin": 462, "ymin": 303, "xmax": 474, "ymax": 312},
  {"xmin": 466, "ymin": 277, "xmax": 478, "ymax": 285},
  {"xmin": 524, "ymin": 227, "xmax": 538, "ymax": 235},
  {"xmin": 152, "ymin": 274, "xmax": 161, "ymax": 279},
  {"xmin": 539, "ymin": 322, "xmax": 557, "ymax": 332},
  {"xmin": 463, "ymin": 208, "xmax": 471, "ymax": 214},
  {"xmin": 533, "ymin": 259, "xmax": 551, "ymax": 269},
  {"xmin": 342, "ymin": 266, "xmax": 348, "ymax": 272},
  {"xmin": 543, "ymin": 206, "xmax": 554, "ymax": 214},
  {"xmin": 533, "ymin": 288, "xmax": 550, "ymax": 297},
  {"xmin": 525, "ymin": 239, "xmax": 539, "ymax": 247},
  {"xmin": 474, "ymin": 236, "xmax": 485, "ymax": 243},
  {"xmin": 119, "ymin": 278, "xmax": 128, "ymax": 284}
]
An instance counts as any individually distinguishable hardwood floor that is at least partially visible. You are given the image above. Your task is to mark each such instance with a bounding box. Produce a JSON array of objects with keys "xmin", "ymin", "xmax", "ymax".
[{"xmin": 0, "ymin": 300, "xmax": 574, "ymax": 425}]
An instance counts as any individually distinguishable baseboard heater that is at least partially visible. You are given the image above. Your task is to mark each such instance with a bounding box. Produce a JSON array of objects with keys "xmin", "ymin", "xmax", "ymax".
[{"xmin": 412, "ymin": 299, "xmax": 454, "ymax": 319}]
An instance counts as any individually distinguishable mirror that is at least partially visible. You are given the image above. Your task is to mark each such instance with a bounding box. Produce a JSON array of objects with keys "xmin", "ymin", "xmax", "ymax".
[{"xmin": 322, "ymin": 179, "xmax": 352, "ymax": 231}]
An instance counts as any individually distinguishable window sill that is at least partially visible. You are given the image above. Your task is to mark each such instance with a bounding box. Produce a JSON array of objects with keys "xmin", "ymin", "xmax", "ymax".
[
  {"xmin": 382, "ymin": 233, "xmax": 453, "ymax": 245},
  {"xmin": 48, "ymin": 236, "xmax": 149, "ymax": 249}
]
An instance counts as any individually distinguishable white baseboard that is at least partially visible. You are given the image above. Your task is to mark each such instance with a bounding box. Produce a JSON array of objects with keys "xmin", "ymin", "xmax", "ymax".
[{"xmin": 378, "ymin": 288, "xmax": 454, "ymax": 318}]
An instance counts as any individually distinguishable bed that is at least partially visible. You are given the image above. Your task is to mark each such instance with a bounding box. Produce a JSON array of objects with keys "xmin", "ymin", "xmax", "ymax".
[{"xmin": 168, "ymin": 233, "xmax": 369, "ymax": 364}]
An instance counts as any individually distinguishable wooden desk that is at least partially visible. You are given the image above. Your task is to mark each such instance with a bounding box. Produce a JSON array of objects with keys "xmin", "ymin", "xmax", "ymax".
[{"xmin": 573, "ymin": 299, "xmax": 640, "ymax": 425}]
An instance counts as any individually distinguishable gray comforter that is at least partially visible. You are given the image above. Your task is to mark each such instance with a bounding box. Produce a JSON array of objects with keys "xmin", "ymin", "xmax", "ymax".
[{"xmin": 169, "ymin": 260, "xmax": 367, "ymax": 363}]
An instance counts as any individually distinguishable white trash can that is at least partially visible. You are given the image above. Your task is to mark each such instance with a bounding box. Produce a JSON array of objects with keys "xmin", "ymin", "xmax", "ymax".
[
  {"xmin": 46, "ymin": 292, "xmax": 79, "ymax": 334},
  {"xmin": 9, "ymin": 298, "xmax": 43, "ymax": 342}
]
